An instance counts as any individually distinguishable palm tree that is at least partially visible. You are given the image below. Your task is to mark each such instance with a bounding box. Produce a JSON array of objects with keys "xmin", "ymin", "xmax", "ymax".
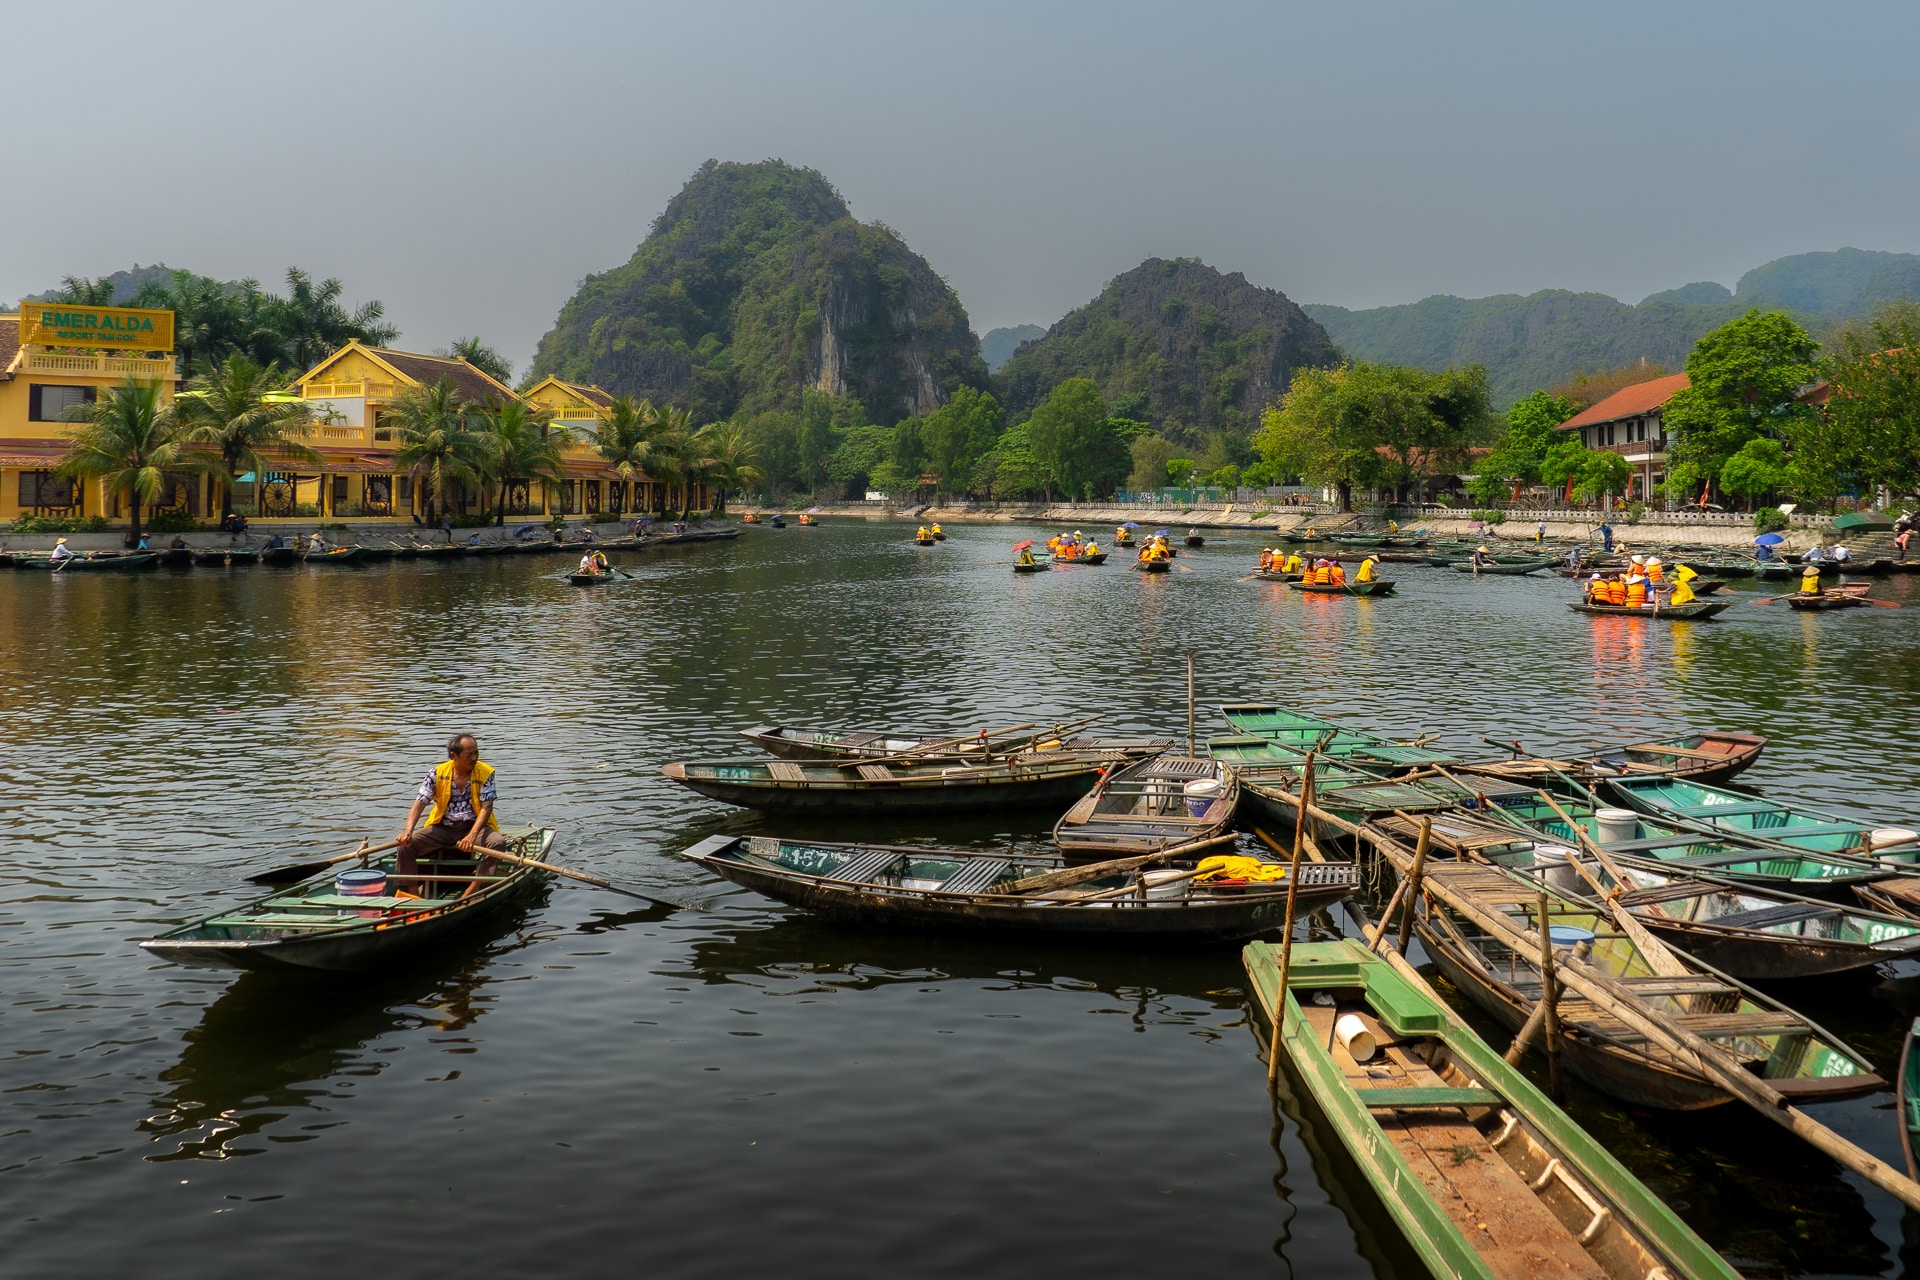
[
  {"xmin": 690, "ymin": 423, "xmax": 764, "ymax": 513},
  {"xmin": 474, "ymin": 400, "xmax": 567, "ymax": 525},
  {"xmin": 595, "ymin": 394, "xmax": 662, "ymax": 514},
  {"xmin": 387, "ymin": 377, "xmax": 489, "ymax": 526},
  {"xmin": 58, "ymin": 376, "xmax": 198, "ymax": 545},
  {"xmin": 175, "ymin": 355, "xmax": 319, "ymax": 518},
  {"xmin": 646, "ymin": 404, "xmax": 697, "ymax": 516}
]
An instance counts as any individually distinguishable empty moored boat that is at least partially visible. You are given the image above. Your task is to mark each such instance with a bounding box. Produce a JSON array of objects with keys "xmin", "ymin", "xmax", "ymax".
[{"xmin": 1052, "ymin": 754, "xmax": 1238, "ymax": 859}]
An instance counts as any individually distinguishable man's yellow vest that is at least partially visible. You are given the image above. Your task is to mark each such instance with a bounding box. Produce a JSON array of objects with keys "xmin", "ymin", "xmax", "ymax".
[{"xmin": 424, "ymin": 759, "xmax": 499, "ymax": 829}]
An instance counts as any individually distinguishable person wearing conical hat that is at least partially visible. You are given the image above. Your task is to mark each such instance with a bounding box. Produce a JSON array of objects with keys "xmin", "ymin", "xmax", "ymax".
[{"xmin": 50, "ymin": 536, "xmax": 75, "ymax": 565}]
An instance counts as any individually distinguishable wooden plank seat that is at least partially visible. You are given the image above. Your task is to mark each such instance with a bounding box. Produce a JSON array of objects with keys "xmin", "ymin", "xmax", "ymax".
[
  {"xmin": 766, "ymin": 762, "xmax": 808, "ymax": 782},
  {"xmin": 855, "ymin": 764, "xmax": 899, "ymax": 782},
  {"xmin": 263, "ymin": 894, "xmax": 440, "ymax": 911},
  {"xmin": 824, "ymin": 849, "xmax": 902, "ymax": 885},
  {"xmin": 205, "ymin": 913, "xmax": 363, "ymax": 928},
  {"xmin": 1357, "ymin": 1086, "xmax": 1505, "ymax": 1110},
  {"xmin": 1705, "ymin": 902, "xmax": 1836, "ymax": 931},
  {"xmin": 938, "ymin": 859, "xmax": 1012, "ymax": 895}
]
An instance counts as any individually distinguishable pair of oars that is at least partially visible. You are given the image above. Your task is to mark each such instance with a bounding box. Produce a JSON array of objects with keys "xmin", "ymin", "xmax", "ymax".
[{"xmin": 247, "ymin": 835, "xmax": 704, "ymax": 910}]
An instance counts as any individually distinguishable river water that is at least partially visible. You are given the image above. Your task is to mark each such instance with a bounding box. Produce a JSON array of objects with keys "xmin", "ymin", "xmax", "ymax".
[{"xmin": 3, "ymin": 521, "xmax": 1919, "ymax": 1279}]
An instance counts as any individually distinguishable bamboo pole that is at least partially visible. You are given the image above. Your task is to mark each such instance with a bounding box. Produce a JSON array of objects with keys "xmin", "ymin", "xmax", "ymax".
[
  {"xmin": 1003, "ymin": 832, "xmax": 1238, "ymax": 895},
  {"xmin": 1537, "ymin": 887, "xmax": 1564, "ymax": 1100},
  {"xmin": 1396, "ymin": 818, "xmax": 1431, "ymax": 954},
  {"xmin": 1268, "ymin": 754, "xmax": 1315, "ymax": 1092}
]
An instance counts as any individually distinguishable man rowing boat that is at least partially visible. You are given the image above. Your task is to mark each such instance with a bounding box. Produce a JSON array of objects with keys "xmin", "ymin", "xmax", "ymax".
[{"xmin": 396, "ymin": 733, "xmax": 509, "ymax": 881}]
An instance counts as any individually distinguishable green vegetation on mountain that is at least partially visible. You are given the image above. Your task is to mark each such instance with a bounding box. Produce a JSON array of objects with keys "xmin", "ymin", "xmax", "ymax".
[
  {"xmin": 529, "ymin": 159, "xmax": 988, "ymax": 428},
  {"xmin": 994, "ymin": 258, "xmax": 1339, "ymax": 452},
  {"xmin": 1306, "ymin": 249, "xmax": 1920, "ymax": 406},
  {"xmin": 980, "ymin": 324, "xmax": 1045, "ymax": 372}
]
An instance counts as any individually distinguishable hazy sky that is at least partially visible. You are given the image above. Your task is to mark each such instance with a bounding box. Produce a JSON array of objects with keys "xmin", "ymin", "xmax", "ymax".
[{"xmin": 10, "ymin": 1, "xmax": 1920, "ymax": 374}]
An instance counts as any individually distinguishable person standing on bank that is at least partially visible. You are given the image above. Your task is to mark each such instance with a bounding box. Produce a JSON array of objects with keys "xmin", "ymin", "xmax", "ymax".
[{"xmin": 397, "ymin": 734, "xmax": 509, "ymax": 881}]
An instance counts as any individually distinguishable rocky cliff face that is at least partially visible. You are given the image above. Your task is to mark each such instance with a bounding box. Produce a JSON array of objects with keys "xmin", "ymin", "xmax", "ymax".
[
  {"xmin": 529, "ymin": 160, "xmax": 987, "ymax": 424},
  {"xmin": 994, "ymin": 258, "xmax": 1338, "ymax": 445}
]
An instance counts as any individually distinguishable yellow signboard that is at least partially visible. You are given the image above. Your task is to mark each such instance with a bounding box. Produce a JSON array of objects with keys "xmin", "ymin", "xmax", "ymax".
[{"xmin": 19, "ymin": 302, "xmax": 175, "ymax": 352}]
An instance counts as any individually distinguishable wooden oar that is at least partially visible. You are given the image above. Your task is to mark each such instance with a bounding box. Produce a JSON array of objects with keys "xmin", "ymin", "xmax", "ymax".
[
  {"xmin": 1003, "ymin": 832, "xmax": 1240, "ymax": 896},
  {"xmin": 248, "ymin": 838, "xmax": 401, "ymax": 885},
  {"xmin": 468, "ymin": 844, "xmax": 706, "ymax": 910}
]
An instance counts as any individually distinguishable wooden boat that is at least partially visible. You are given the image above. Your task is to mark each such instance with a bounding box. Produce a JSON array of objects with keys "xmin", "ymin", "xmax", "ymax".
[
  {"xmin": 769, "ymin": 515, "xmax": 787, "ymax": 527},
  {"xmin": 1587, "ymin": 730, "xmax": 1766, "ymax": 786},
  {"xmin": 260, "ymin": 546, "xmax": 298, "ymax": 565},
  {"xmin": 661, "ymin": 750, "xmax": 1113, "ymax": 814},
  {"xmin": 137, "ymin": 828, "xmax": 556, "ymax": 972},
  {"xmin": 1567, "ymin": 600, "xmax": 1732, "ymax": 619},
  {"xmin": 1114, "ymin": 532, "xmax": 1136, "ymax": 546},
  {"xmin": 1452, "ymin": 558, "xmax": 1554, "ymax": 575},
  {"xmin": 1787, "ymin": 592, "xmax": 1870, "ymax": 611},
  {"xmin": 1208, "ymin": 736, "xmax": 1454, "ymax": 840},
  {"xmin": 931, "ymin": 530, "xmax": 946, "ymax": 541},
  {"xmin": 192, "ymin": 547, "xmax": 233, "ymax": 566},
  {"xmin": 1184, "ymin": 534, "xmax": 1204, "ymax": 547},
  {"xmin": 1053, "ymin": 755, "xmax": 1238, "ymax": 858},
  {"xmin": 1604, "ymin": 776, "xmax": 1920, "ymax": 866},
  {"xmin": 1219, "ymin": 703, "xmax": 1456, "ymax": 773},
  {"xmin": 157, "ymin": 546, "xmax": 194, "ymax": 567},
  {"xmin": 1052, "ymin": 551, "xmax": 1107, "ymax": 565},
  {"xmin": 1468, "ymin": 835, "xmax": 1920, "ymax": 980},
  {"xmin": 796, "ymin": 514, "xmax": 816, "ymax": 525},
  {"xmin": 1131, "ymin": 558, "xmax": 1170, "ymax": 573},
  {"xmin": 567, "ymin": 571, "xmax": 628, "ymax": 585},
  {"xmin": 742, "ymin": 512, "xmax": 760, "ymax": 523},
  {"xmin": 1465, "ymin": 775, "xmax": 1898, "ymax": 894},
  {"xmin": 679, "ymin": 835, "xmax": 1358, "ymax": 939},
  {"xmin": 1245, "ymin": 939, "xmax": 1740, "ymax": 1280},
  {"xmin": 1013, "ymin": 559, "xmax": 1050, "ymax": 573},
  {"xmin": 23, "ymin": 551, "xmax": 160, "ymax": 572},
  {"xmin": 914, "ymin": 536, "xmax": 936, "ymax": 546},
  {"xmin": 304, "ymin": 546, "xmax": 366, "ymax": 566},
  {"xmin": 739, "ymin": 724, "xmax": 1172, "ymax": 763},
  {"xmin": 1289, "ymin": 578, "xmax": 1396, "ymax": 596},
  {"xmin": 1407, "ymin": 859, "xmax": 1884, "ymax": 1109},
  {"xmin": 1903, "ymin": 1019, "xmax": 1920, "ymax": 1181},
  {"xmin": 355, "ymin": 545, "xmax": 395, "ymax": 562},
  {"xmin": 1249, "ymin": 568, "xmax": 1302, "ymax": 582}
]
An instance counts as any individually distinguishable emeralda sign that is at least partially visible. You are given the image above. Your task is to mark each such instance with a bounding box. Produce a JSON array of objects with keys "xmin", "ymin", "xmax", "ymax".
[{"xmin": 19, "ymin": 302, "xmax": 175, "ymax": 352}]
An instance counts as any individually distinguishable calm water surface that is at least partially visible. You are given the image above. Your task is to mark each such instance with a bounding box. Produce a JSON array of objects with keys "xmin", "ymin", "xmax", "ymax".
[{"xmin": 4, "ymin": 522, "xmax": 1920, "ymax": 1278}]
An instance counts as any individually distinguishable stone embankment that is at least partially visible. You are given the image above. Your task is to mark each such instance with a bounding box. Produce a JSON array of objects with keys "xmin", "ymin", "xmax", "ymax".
[
  {"xmin": 796, "ymin": 502, "xmax": 1831, "ymax": 553},
  {"xmin": 0, "ymin": 517, "xmax": 731, "ymax": 554}
]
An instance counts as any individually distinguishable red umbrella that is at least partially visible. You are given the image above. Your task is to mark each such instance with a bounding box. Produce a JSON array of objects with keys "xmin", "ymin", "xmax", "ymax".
[{"xmin": 1012, "ymin": 540, "xmax": 1035, "ymax": 551}]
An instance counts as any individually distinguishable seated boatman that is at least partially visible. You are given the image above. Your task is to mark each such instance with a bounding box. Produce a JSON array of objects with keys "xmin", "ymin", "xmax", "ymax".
[{"xmin": 396, "ymin": 733, "xmax": 510, "ymax": 885}]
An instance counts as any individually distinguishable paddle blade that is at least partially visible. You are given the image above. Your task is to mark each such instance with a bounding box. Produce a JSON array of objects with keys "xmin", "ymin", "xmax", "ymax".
[{"xmin": 246, "ymin": 859, "xmax": 333, "ymax": 885}]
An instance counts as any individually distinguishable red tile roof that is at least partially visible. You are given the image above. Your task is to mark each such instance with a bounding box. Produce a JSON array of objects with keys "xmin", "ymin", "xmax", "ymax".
[
  {"xmin": 1556, "ymin": 373, "xmax": 1690, "ymax": 432},
  {"xmin": 0, "ymin": 317, "xmax": 20, "ymax": 379}
]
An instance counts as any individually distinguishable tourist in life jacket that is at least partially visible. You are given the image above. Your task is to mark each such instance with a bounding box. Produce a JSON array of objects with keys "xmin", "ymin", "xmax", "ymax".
[
  {"xmin": 1800, "ymin": 563, "xmax": 1822, "ymax": 596},
  {"xmin": 578, "ymin": 551, "xmax": 602, "ymax": 575},
  {"xmin": 1084, "ymin": 540, "xmax": 1100, "ymax": 557},
  {"xmin": 917, "ymin": 526, "xmax": 931, "ymax": 542},
  {"xmin": 1258, "ymin": 549, "xmax": 1273, "ymax": 571},
  {"xmin": 1355, "ymin": 556, "xmax": 1377, "ymax": 584},
  {"xmin": 1644, "ymin": 556, "xmax": 1665, "ymax": 585},
  {"xmin": 1328, "ymin": 560, "xmax": 1347, "ymax": 586},
  {"xmin": 930, "ymin": 523, "xmax": 943, "ymax": 537},
  {"xmin": 1623, "ymin": 568, "xmax": 1649, "ymax": 607}
]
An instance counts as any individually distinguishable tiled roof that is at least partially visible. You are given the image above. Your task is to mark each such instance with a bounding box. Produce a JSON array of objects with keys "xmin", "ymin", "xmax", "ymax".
[
  {"xmin": 0, "ymin": 317, "xmax": 20, "ymax": 378},
  {"xmin": 562, "ymin": 380, "xmax": 615, "ymax": 409},
  {"xmin": 366, "ymin": 347, "xmax": 513, "ymax": 405},
  {"xmin": 1557, "ymin": 373, "xmax": 1690, "ymax": 431}
]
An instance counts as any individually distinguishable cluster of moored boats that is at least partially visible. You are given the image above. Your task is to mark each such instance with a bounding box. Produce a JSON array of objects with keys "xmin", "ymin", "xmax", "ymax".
[{"xmin": 1, "ymin": 529, "xmax": 739, "ymax": 574}]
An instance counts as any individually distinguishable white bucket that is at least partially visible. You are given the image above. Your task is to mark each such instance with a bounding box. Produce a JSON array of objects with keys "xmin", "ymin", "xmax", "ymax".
[
  {"xmin": 1594, "ymin": 808, "xmax": 1640, "ymax": 848},
  {"xmin": 1141, "ymin": 869, "xmax": 1193, "ymax": 900},
  {"xmin": 1533, "ymin": 845, "xmax": 1582, "ymax": 894},
  {"xmin": 1335, "ymin": 1013, "xmax": 1377, "ymax": 1062},
  {"xmin": 1871, "ymin": 827, "xmax": 1920, "ymax": 850},
  {"xmin": 1184, "ymin": 778, "xmax": 1225, "ymax": 818}
]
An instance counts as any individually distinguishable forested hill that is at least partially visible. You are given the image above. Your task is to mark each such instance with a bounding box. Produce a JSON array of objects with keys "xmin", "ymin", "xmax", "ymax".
[
  {"xmin": 994, "ymin": 258, "xmax": 1338, "ymax": 447},
  {"xmin": 1306, "ymin": 248, "xmax": 1920, "ymax": 404},
  {"xmin": 529, "ymin": 159, "xmax": 988, "ymax": 425},
  {"xmin": 981, "ymin": 324, "xmax": 1045, "ymax": 372}
]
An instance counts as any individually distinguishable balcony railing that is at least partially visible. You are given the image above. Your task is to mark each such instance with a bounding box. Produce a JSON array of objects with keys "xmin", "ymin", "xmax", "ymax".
[
  {"xmin": 18, "ymin": 352, "xmax": 179, "ymax": 379},
  {"xmin": 301, "ymin": 380, "xmax": 398, "ymax": 400}
]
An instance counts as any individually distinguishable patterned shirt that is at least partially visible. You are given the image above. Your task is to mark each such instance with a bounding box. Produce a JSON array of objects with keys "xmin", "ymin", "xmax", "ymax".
[{"xmin": 416, "ymin": 769, "xmax": 498, "ymax": 824}]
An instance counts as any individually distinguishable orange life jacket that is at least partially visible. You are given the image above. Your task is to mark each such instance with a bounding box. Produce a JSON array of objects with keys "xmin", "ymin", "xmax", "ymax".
[
  {"xmin": 1606, "ymin": 579, "xmax": 1627, "ymax": 606},
  {"xmin": 1625, "ymin": 579, "xmax": 1648, "ymax": 607},
  {"xmin": 1329, "ymin": 565, "xmax": 1346, "ymax": 585},
  {"xmin": 1646, "ymin": 564, "xmax": 1665, "ymax": 583}
]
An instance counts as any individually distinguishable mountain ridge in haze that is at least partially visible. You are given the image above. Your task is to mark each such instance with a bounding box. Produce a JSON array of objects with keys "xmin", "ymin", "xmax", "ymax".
[{"xmin": 1305, "ymin": 247, "xmax": 1920, "ymax": 403}]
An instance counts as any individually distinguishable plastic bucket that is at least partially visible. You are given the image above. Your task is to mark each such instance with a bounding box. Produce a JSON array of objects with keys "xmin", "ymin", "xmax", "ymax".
[
  {"xmin": 1141, "ymin": 869, "xmax": 1193, "ymax": 900},
  {"xmin": 1184, "ymin": 778, "xmax": 1224, "ymax": 818},
  {"xmin": 1334, "ymin": 1013, "xmax": 1377, "ymax": 1062},
  {"xmin": 1532, "ymin": 845, "xmax": 1582, "ymax": 893},
  {"xmin": 1594, "ymin": 808, "xmax": 1639, "ymax": 848},
  {"xmin": 1548, "ymin": 925, "xmax": 1596, "ymax": 948},
  {"xmin": 1871, "ymin": 827, "xmax": 1920, "ymax": 850},
  {"xmin": 336, "ymin": 869, "xmax": 388, "ymax": 897}
]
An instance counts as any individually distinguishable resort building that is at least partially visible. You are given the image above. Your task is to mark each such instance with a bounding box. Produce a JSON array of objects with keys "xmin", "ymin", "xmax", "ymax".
[
  {"xmin": 0, "ymin": 303, "xmax": 182, "ymax": 523},
  {"xmin": 1553, "ymin": 372, "xmax": 1688, "ymax": 502}
]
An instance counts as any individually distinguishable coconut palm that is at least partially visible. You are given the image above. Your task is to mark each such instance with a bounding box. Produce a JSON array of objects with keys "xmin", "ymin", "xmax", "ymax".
[
  {"xmin": 645, "ymin": 404, "xmax": 699, "ymax": 516},
  {"xmin": 387, "ymin": 377, "xmax": 489, "ymax": 526},
  {"xmin": 175, "ymin": 355, "xmax": 319, "ymax": 518},
  {"xmin": 594, "ymin": 395, "xmax": 665, "ymax": 515},
  {"xmin": 474, "ymin": 399, "xmax": 567, "ymax": 525},
  {"xmin": 690, "ymin": 423, "xmax": 764, "ymax": 513},
  {"xmin": 57, "ymin": 376, "xmax": 199, "ymax": 545}
]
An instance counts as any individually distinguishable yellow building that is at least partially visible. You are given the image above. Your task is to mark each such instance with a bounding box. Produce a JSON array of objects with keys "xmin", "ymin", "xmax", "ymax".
[
  {"xmin": 0, "ymin": 304, "xmax": 182, "ymax": 523},
  {"xmin": 521, "ymin": 374, "xmax": 684, "ymax": 518}
]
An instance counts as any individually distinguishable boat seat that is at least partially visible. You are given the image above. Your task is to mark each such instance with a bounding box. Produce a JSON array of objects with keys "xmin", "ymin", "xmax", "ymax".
[
  {"xmin": 206, "ymin": 913, "xmax": 362, "ymax": 928},
  {"xmin": 1706, "ymin": 902, "xmax": 1835, "ymax": 931},
  {"xmin": 264, "ymin": 894, "xmax": 440, "ymax": 911},
  {"xmin": 938, "ymin": 859, "xmax": 1012, "ymax": 895},
  {"xmin": 1357, "ymin": 1086, "xmax": 1503, "ymax": 1109},
  {"xmin": 1144, "ymin": 757, "xmax": 1215, "ymax": 779},
  {"xmin": 856, "ymin": 764, "xmax": 899, "ymax": 782},
  {"xmin": 766, "ymin": 762, "xmax": 808, "ymax": 782},
  {"xmin": 827, "ymin": 849, "xmax": 901, "ymax": 885}
]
